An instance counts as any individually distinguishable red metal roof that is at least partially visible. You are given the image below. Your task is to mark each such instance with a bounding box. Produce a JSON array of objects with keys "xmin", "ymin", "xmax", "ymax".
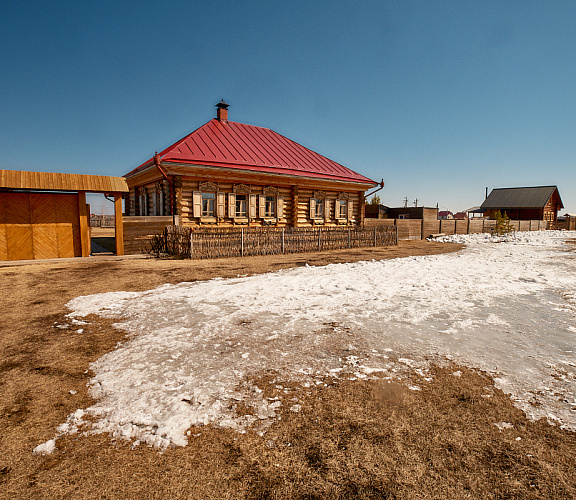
[{"xmin": 126, "ymin": 119, "xmax": 376, "ymax": 185}]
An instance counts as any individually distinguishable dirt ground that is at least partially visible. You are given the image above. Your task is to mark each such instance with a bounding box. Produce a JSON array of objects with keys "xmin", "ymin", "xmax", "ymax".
[{"xmin": 1, "ymin": 240, "xmax": 576, "ymax": 499}]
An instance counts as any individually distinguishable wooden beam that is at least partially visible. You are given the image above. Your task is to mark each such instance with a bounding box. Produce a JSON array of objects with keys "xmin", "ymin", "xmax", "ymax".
[
  {"xmin": 0, "ymin": 169, "xmax": 128, "ymax": 193},
  {"xmin": 291, "ymin": 185, "xmax": 299, "ymax": 227},
  {"xmin": 114, "ymin": 193, "xmax": 124, "ymax": 256},
  {"xmin": 78, "ymin": 191, "xmax": 91, "ymax": 257},
  {"xmin": 357, "ymin": 190, "xmax": 365, "ymax": 226}
]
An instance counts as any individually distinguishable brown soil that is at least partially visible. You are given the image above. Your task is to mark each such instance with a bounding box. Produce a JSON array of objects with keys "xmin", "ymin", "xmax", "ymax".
[{"xmin": 1, "ymin": 240, "xmax": 576, "ymax": 499}]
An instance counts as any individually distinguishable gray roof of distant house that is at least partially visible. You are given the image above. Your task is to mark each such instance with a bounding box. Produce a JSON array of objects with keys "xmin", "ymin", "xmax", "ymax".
[{"xmin": 480, "ymin": 186, "xmax": 563, "ymax": 210}]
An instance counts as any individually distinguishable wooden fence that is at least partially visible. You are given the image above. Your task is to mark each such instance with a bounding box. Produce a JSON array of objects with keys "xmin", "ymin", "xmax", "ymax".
[
  {"xmin": 152, "ymin": 225, "xmax": 398, "ymax": 259},
  {"xmin": 123, "ymin": 216, "xmax": 174, "ymax": 255},
  {"xmin": 365, "ymin": 218, "xmax": 552, "ymax": 240},
  {"xmin": 90, "ymin": 215, "xmax": 116, "ymax": 228}
]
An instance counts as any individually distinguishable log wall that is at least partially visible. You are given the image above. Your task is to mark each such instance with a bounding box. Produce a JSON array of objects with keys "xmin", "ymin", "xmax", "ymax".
[
  {"xmin": 128, "ymin": 175, "xmax": 363, "ymax": 227},
  {"xmin": 123, "ymin": 216, "xmax": 173, "ymax": 255}
]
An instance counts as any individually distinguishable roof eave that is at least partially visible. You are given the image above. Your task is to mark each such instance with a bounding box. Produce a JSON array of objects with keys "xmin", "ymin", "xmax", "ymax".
[{"xmin": 124, "ymin": 161, "xmax": 377, "ymax": 188}]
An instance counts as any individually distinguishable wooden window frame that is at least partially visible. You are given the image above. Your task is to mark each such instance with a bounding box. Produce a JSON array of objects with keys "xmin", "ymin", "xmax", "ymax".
[{"xmin": 201, "ymin": 192, "xmax": 216, "ymax": 218}]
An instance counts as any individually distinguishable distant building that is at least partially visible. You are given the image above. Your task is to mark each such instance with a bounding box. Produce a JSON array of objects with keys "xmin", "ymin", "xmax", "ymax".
[
  {"xmin": 386, "ymin": 206, "xmax": 438, "ymax": 220},
  {"xmin": 465, "ymin": 206, "xmax": 484, "ymax": 218},
  {"xmin": 364, "ymin": 204, "xmax": 388, "ymax": 218},
  {"xmin": 480, "ymin": 186, "xmax": 563, "ymax": 221},
  {"xmin": 438, "ymin": 210, "xmax": 453, "ymax": 220}
]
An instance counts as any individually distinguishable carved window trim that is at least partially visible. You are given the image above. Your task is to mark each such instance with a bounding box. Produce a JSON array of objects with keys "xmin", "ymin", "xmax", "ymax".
[
  {"xmin": 263, "ymin": 186, "xmax": 279, "ymax": 196},
  {"xmin": 337, "ymin": 192, "xmax": 350, "ymax": 200},
  {"xmin": 313, "ymin": 190, "xmax": 326, "ymax": 200},
  {"xmin": 233, "ymin": 183, "xmax": 251, "ymax": 194},
  {"xmin": 199, "ymin": 181, "xmax": 219, "ymax": 192}
]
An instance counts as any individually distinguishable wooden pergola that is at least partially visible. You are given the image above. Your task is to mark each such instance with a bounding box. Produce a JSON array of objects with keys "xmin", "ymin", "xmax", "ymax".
[{"xmin": 0, "ymin": 169, "xmax": 128, "ymax": 261}]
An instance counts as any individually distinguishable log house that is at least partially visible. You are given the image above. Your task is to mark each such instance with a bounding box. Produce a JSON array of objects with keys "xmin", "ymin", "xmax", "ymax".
[{"xmin": 124, "ymin": 101, "xmax": 379, "ymax": 228}]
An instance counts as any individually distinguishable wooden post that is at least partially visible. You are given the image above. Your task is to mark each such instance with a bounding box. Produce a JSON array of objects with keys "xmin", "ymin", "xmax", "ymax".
[
  {"xmin": 482, "ymin": 218, "xmax": 485, "ymax": 233},
  {"xmin": 467, "ymin": 218, "xmax": 470, "ymax": 234},
  {"xmin": 174, "ymin": 175, "xmax": 183, "ymax": 225},
  {"xmin": 358, "ymin": 191, "xmax": 365, "ymax": 226},
  {"xmin": 241, "ymin": 227, "xmax": 244, "ymax": 257},
  {"xmin": 114, "ymin": 193, "xmax": 124, "ymax": 256},
  {"xmin": 78, "ymin": 191, "xmax": 90, "ymax": 257},
  {"xmin": 190, "ymin": 230, "xmax": 193, "ymax": 258},
  {"xmin": 291, "ymin": 185, "xmax": 299, "ymax": 227},
  {"xmin": 281, "ymin": 228, "xmax": 285, "ymax": 253},
  {"xmin": 318, "ymin": 228, "xmax": 321, "ymax": 250},
  {"xmin": 348, "ymin": 227, "xmax": 351, "ymax": 248},
  {"xmin": 374, "ymin": 226, "xmax": 377, "ymax": 246}
]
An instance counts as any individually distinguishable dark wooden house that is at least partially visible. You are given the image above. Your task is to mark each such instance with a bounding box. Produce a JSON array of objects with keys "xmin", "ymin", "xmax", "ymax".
[
  {"xmin": 124, "ymin": 101, "xmax": 379, "ymax": 227},
  {"xmin": 480, "ymin": 186, "xmax": 564, "ymax": 221},
  {"xmin": 386, "ymin": 206, "xmax": 438, "ymax": 220}
]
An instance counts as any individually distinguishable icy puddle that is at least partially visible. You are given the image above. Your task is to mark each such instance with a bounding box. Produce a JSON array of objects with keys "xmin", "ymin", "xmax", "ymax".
[{"xmin": 38, "ymin": 231, "xmax": 576, "ymax": 451}]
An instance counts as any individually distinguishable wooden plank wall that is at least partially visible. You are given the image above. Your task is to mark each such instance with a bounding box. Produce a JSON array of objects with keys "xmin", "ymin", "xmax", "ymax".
[
  {"xmin": 395, "ymin": 219, "xmax": 422, "ymax": 240},
  {"xmin": 0, "ymin": 192, "xmax": 82, "ymax": 261},
  {"xmin": 365, "ymin": 218, "xmax": 547, "ymax": 241},
  {"xmin": 123, "ymin": 216, "xmax": 173, "ymax": 255}
]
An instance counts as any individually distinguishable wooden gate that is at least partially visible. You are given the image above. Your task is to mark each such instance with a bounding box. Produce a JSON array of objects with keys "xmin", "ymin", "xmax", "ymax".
[{"xmin": 0, "ymin": 192, "xmax": 82, "ymax": 261}]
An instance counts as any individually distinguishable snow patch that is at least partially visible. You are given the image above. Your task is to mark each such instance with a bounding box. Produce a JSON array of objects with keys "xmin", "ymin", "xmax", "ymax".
[
  {"xmin": 48, "ymin": 230, "xmax": 576, "ymax": 449},
  {"xmin": 33, "ymin": 439, "xmax": 56, "ymax": 455}
]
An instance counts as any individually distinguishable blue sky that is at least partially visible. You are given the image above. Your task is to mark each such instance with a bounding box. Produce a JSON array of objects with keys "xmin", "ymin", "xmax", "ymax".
[{"xmin": 1, "ymin": 1, "xmax": 574, "ymax": 214}]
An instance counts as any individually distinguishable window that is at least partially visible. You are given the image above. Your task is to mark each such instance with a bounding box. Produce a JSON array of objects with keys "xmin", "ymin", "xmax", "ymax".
[
  {"xmin": 202, "ymin": 192, "xmax": 215, "ymax": 217},
  {"xmin": 265, "ymin": 196, "xmax": 276, "ymax": 217},
  {"xmin": 235, "ymin": 194, "xmax": 247, "ymax": 218},
  {"xmin": 398, "ymin": 214, "xmax": 409, "ymax": 219},
  {"xmin": 155, "ymin": 187, "xmax": 165, "ymax": 216},
  {"xmin": 314, "ymin": 198, "xmax": 324, "ymax": 218},
  {"xmin": 337, "ymin": 199, "xmax": 347, "ymax": 219},
  {"xmin": 139, "ymin": 191, "xmax": 148, "ymax": 216}
]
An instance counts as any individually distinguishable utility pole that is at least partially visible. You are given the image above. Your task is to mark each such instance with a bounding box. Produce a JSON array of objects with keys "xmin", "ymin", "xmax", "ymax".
[
  {"xmin": 413, "ymin": 198, "xmax": 418, "ymax": 207},
  {"xmin": 403, "ymin": 196, "xmax": 408, "ymax": 208}
]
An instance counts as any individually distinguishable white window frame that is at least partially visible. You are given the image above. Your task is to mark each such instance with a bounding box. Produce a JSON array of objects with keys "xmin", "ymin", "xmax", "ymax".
[
  {"xmin": 314, "ymin": 198, "xmax": 324, "ymax": 218},
  {"xmin": 201, "ymin": 192, "xmax": 216, "ymax": 217},
  {"xmin": 337, "ymin": 199, "xmax": 347, "ymax": 219},
  {"xmin": 265, "ymin": 195, "xmax": 276, "ymax": 218},
  {"xmin": 235, "ymin": 194, "xmax": 248, "ymax": 218}
]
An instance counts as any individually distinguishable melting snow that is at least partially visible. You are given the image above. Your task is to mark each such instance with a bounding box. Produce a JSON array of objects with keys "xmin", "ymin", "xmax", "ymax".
[{"xmin": 39, "ymin": 230, "xmax": 576, "ymax": 451}]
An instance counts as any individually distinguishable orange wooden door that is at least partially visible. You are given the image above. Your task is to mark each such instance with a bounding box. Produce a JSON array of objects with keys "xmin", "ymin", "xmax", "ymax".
[
  {"xmin": 0, "ymin": 194, "xmax": 6, "ymax": 260},
  {"xmin": 0, "ymin": 192, "xmax": 81, "ymax": 261}
]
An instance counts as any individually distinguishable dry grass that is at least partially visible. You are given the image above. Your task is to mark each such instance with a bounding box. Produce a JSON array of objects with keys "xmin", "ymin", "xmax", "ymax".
[{"xmin": 2, "ymin": 240, "xmax": 575, "ymax": 499}]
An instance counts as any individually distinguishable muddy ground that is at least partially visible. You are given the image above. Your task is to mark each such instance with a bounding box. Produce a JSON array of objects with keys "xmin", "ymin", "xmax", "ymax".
[{"xmin": 1, "ymin": 240, "xmax": 575, "ymax": 499}]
